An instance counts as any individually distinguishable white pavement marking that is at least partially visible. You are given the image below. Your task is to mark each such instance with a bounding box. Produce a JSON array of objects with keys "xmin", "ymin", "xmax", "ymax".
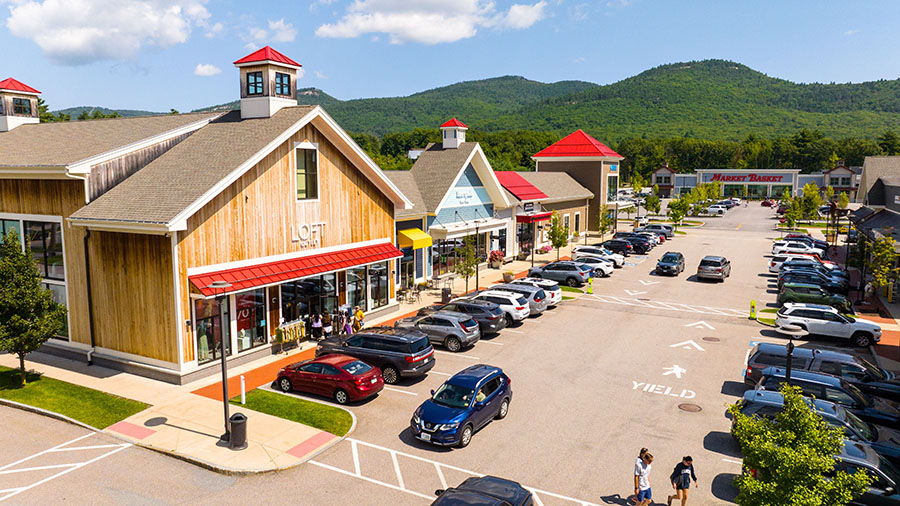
[
  {"xmin": 434, "ymin": 351, "xmax": 481, "ymax": 360},
  {"xmin": 352, "ymin": 439, "xmax": 361, "ymax": 476},
  {"xmin": 0, "ymin": 463, "xmax": 78, "ymax": 475},
  {"xmin": 382, "ymin": 386, "xmax": 419, "ymax": 396},
  {"xmin": 0, "ymin": 433, "xmax": 94, "ymax": 472},
  {"xmin": 662, "ymin": 365, "xmax": 687, "ymax": 379},
  {"xmin": 684, "ymin": 320, "xmax": 715, "ymax": 330},
  {"xmin": 312, "ymin": 438, "xmax": 602, "ymax": 506},
  {"xmin": 722, "ymin": 458, "xmax": 743, "ymax": 465},
  {"xmin": 479, "ymin": 341, "xmax": 504, "ymax": 346},
  {"xmin": 429, "ymin": 371, "xmax": 453, "ymax": 377},
  {"xmin": 639, "ymin": 280, "xmax": 660, "ymax": 286},
  {"xmin": 47, "ymin": 444, "xmax": 123, "ymax": 452},
  {"xmin": 624, "ymin": 289, "xmax": 647, "ymax": 296},
  {"xmin": 587, "ymin": 294, "xmax": 745, "ymax": 317},
  {"xmin": 503, "ymin": 329, "xmax": 524, "ymax": 334},
  {"xmin": 632, "ymin": 381, "xmax": 696, "ymax": 399},
  {"xmin": 669, "ymin": 340, "xmax": 705, "ymax": 352}
]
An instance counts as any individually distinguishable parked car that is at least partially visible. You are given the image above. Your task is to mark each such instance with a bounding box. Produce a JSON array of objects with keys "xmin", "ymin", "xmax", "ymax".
[
  {"xmin": 316, "ymin": 327, "xmax": 435, "ymax": 384},
  {"xmin": 417, "ymin": 299, "xmax": 507, "ymax": 336},
  {"xmin": 773, "ymin": 240, "xmax": 826, "ymax": 257},
  {"xmin": 757, "ymin": 367, "xmax": 900, "ymax": 429},
  {"xmin": 848, "ymin": 229, "xmax": 859, "ymax": 243},
  {"xmin": 696, "ymin": 255, "xmax": 731, "ymax": 281},
  {"xmin": 718, "ymin": 199, "xmax": 737, "ymax": 209},
  {"xmin": 784, "ymin": 233, "xmax": 829, "ymax": 251},
  {"xmin": 656, "ymin": 251, "xmax": 685, "ymax": 276},
  {"xmin": 779, "ymin": 262, "xmax": 849, "ymax": 283},
  {"xmin": 706, "ymin": 205, "xmax": 727, "ymax": 215},
  {"xmin": 411, "ymin": 364, "xmax": 512, "ymax": 447},
  {"xmin": 746, "ymin": 342, "xmax": 897, "ymax": 400},
  {"xmin": 572, "ymin": 246, "xmax": 625, "ymax": 267},
  {"xmin": 634, "ymin": 215, "xmax": 649, "ymax": 227},
  {"xmin": 492, "ymin": 283, "xmax": 549, "ymax": 314},
  {"xmin": 614, "ymin": 235, "xmax": 652, "ymax": 254},
  {"xmin": 778, "ymin": 271, "xmax": 849, "ymax": 295},
  {"xmin": 432, "ymin": 476, "xmax": 534, "ymax": 506},
  {"xmin": 395, "ymin": 311, "xmax": 481, "ymax": 352},
  {"xmin": 635, "ymin": 231, "xmax": 663, "ymax": 245},
  {"xmin": 761, "ymin": 199, "xmax": 775, "ymax": 207},
  {"xmin": 468, "ymin": 290, "xmax": 530, "ymax": 327},
  {"xmin": 527, "ymin": 261, "xmax": 593, "ymax": 287},
  {"xmin": 779, "ymin": 283, "xmax": 854, "ymax": 313},
  {"xmin": 574, "ymin": 257, "xmax": 614, "ymax": 277},
  {"xmin": 599, "ymin": 239, "xmax": 633, "ymax": 255},
  {"xmin": 781, "ymin": 255, "xmax": 846, "ymax": 273},
  {"xmin": 640, "ymin": 223, "xmax": 675, "ymax": 238},
  {"xmin": 777, "ymin": 302, "xmax": 878, "ymax": 345},
  {"xmin": 276, "ymin": 354, "xmax": 384, "ymax": 404},
  {"xmin": 508, "ymin": 278, "xmax": 562, "ymax": 307},
  {"xmin": 836, "ymin": 441, "xmax": 900, "ymax": 505}
]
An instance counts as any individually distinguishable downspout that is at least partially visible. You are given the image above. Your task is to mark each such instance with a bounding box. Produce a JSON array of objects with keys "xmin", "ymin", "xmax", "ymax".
[{"xmin": 83, "ymin": 229, "xmax": 96, "ymax": 365}]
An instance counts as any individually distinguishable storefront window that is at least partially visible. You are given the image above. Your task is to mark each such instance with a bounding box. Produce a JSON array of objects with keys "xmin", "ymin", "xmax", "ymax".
[
  {"xmin": 400, "ymin": 248, "xmax": 414, "ymax": 290},
  {"xmin": 24, "ymin": 221, "xmax": 64, "ymax": 281},
  {"xmin": 607, "ymin": 175, "xmax": 618, "ymax": 201},
  {"xmin": 1, "ymin": 219, "xmax": 20, "ymax": 239},
  {"xmin": 369, "ymin": 262, "xmax": 389, "ymax": 310},
  {"xmin": 195, "ymin": 297, "xmax": 230, "ymax": 364},
  {"xmin": 44, "ymin": 283, "xmax": 67, "ymax": 338},
  {"xmin": 347, "ymin": 267, "xmax": 367, "ymax": 311},
  {"xmin": 517, "ymin": 223, "xmax": 534, "ymax": 256},
  {"xmin": 771, "ymin": 185, "xmax": 791, "ymax": 198},
  {"xmin": 236, "ymin": 289, "xmax": 266, "ymax": 352}
]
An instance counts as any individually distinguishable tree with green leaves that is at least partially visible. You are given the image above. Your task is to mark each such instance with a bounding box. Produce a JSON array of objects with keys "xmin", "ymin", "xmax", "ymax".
[
  {"xmin": 825, "ymin": 185, "xmax": 835, "ymax": 202},
  {"xmin": 651, "ymin": 184, "xmax": 659, "ymax": 196},
  {"xmin": 838, "ymin": 192, "xmax": 850, "ymax": 209},
  {"xmin": 644, "ymin": 195, "xmax": 661, "ymax": 216},
  {"xmin": 869, "ymin": 236, "xmax": 899, "ymax": 291},
  {"xmin": 169, "ymin": 108, "xmax": 179, "ymax": 115},
  {"xmin": 0, "ymin": 231, "xmax": 67, "ymax": 386},
  {"xmin": 631, "ymin": 172, "xmax": 647, "ymax": 194},
  {"xmin": 547, "ymin": 211, "xmax": 568, "ymax": 260},
  {"xmin": 878, "ymin": 130, "xmax": 900, "ymax": 156},
  {"xmin": 781, "ymin": 187, "xmax": 791, "ymax": 201},
  {"xmin": 667, "ymin": 197, "xmax": 689, "ymax": 230},
  {"xmin": 784, "ymin": 198, "xmax": 801, "ymax": 231},
  {"xmin": 453, "ymin": 235, "xmax": 478, "ymax": 293},
  {"xmin": 728, "ymin": 384, "xmax": 871, "ymax": 506},
  {"xmin": 799, "ymin": 182, "xmax": 823, "ymax": 222},
  {"xmin": 597, "ymin": 204, "xmax": 614, "ymax": 240}
]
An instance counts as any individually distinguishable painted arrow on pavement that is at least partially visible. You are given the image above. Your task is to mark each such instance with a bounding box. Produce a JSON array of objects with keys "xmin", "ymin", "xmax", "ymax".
[
  {"xmin": 669, "ymin": 340, "xmax": 705, "ymax": 352},
  {"xmin": 685, "ymin": 320, "xmax": 715, "ymax": 330},
  {"xmin": 639, "ymin": 280, "xmax": 661, "ymax": 286},
  {"xmin": 624, "ymin": 289, "xmax": 647, "ymax": 296}
]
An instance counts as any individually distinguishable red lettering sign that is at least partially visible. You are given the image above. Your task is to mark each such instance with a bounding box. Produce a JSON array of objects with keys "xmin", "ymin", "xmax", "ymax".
[{"xmin": 709, "ymin": 173, "xmax": 784, "ymax": 183}]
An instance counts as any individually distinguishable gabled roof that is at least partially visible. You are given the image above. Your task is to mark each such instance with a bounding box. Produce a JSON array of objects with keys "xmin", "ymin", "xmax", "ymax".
[
  {"xmin": 440, "ymin": 118, "xmax": 468, "ymax": 129},
  {"xmin": 518, "ymin": 172, "xmax": 594, "ymax": 203},
  {"xmin": 533, "ymin": 129, "xmax": 622, "ymax": 159},
  {"xmin": 384, "ymin": 170, "xmax": 427, "ymax": 218},
  {"xmin": 494, "ymin": 171, "xmax": 548, "ymax": 202},
  {"xmin": 409, "ymin": 142, "xmax": 479, "ymax": 211},
  {"xmin": 0, "ymin": 78, "xmax": 40, "ymax": 94},
  {"xmin": 233, "ymin": 46, "xmax": 302, "ymax": 68}
]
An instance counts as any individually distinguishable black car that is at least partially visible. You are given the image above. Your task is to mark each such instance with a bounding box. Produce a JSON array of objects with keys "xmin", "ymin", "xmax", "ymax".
[
  {"xmin": 432, "ymin": 476, "xmax": 534, "ymax": 506},
  {"xmin": 778, "ymin": 271, "xmax": 849, "ymax": 295},
  {"xmin": 779, "ymin": 264, "xmax": 849, "ymax": 284},
  {"xmin": 655, "ymin": 251, "xmax": 684, "ymax": 276},
  {"xmin": 418, "ymin": 299, "xmax": 507, "ymax": 335},
  {"xmin": 614, "ymin": 235, "xmax": 651, "ymax": 254},
  {"xmin": 316, "ymin": 327, "xmax": 435, "ymax": 384},
  {"xmin": 599, "ymin": 239, "xmax": 632, "ymax": 255},
  {"xmin": 615, "ymin": 232, "xmax": 654, "ymax": 250}
]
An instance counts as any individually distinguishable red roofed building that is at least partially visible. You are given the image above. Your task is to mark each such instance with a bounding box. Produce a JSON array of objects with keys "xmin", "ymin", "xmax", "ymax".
[
  {"xmin": 233, "ymin": 46, "xmax": 302, "ymax": 119},
  {"xmin": 0, "ymin": 77, "xmax": 40, "ymax": 132},
  {"xmin": 532, "ymin": 130, "xmax": 626, "ymax": 231},
  {"xmin": 233, "ymin": 46, "xmax": 302, "ymax": 69},
  {"xmin": 440, "ymin": 118, "xmax": 468, "ymax": 149}
]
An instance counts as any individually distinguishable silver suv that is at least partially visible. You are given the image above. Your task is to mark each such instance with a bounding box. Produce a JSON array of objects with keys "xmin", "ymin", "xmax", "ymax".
[
  {"xmin": 395, "ymin": 311, "xmax": 481, "ymax": 352},
  {"xmin": 776, "ymin": 303, "xmax": 882, "ymax": 347}
]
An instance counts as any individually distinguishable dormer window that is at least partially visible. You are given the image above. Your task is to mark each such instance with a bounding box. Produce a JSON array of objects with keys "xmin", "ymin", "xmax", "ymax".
[
  {"xmin": 247, "ymin": 72, "xmax": 263, "ymax": 96},
  {"xmin": 275, "ymin": 72, "xmax": 291, "ymax": 96},
  {"xmin": 295, "ymin": 143, "xmax": 318, "ymax": 200},
  {"xmin": 13, "ymin": 98, "xmax": 31, "ymax": 115}
]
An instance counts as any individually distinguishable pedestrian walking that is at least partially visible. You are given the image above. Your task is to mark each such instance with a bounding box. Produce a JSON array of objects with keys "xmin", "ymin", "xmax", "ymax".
[
  {"xmin": 311, "ymin": 313, "xmax": 323, "ymax": 340},
  {"xmin": 667, "ymin": 456, "xmax": 698, "ymax": 506},
  {"xmin": 634, "ymin": 452, "xmax": 653, "ymax": 506},
  {"xmin": 354, "ymin": 305, "xmax": 364, "ymax": 331},
  {"xmin": 322, "ymin": 312, "xmax": 333, "ymax": 338},
  {"xmin": 343, "ymin": 309, "xmax": 354, "ymax": 335},
  {"xmin": 630, "ymin": 449, "xmax": 648, "ymax": 505}
]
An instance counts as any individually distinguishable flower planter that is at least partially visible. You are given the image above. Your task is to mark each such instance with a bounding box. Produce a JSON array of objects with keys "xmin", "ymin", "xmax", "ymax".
[
  {"xmin": 490, "ymin": 260, "xmax": 502, "ymax": 269},
  {"xmin": 502, "ymin": 272, "xmax": 515, "ymax": 283}
]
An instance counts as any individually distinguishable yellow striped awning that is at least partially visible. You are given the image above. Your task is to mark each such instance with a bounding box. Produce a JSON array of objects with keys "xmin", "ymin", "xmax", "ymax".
[{"xmin": 398, "ymin": 228, "xmax": 432, "ymax": 249}]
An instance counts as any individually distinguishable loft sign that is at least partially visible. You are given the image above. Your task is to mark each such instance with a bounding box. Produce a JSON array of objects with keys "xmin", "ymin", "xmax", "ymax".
[
  {"xmin": 292, "ymin": 221, "xmax": 327, "ymax": 248},
  {"xmin": 709, "ymin": 173, "xmax": 785, "ymax": 183}
]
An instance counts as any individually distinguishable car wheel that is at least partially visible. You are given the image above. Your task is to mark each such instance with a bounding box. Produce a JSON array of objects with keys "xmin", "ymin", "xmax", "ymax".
[
  {"xmin": 446, "ymin": 337, "xmax": 462, "ymax": 352},
  {"xmin": 382, "ymin": 366, "xmax": 399, "ymax": 385},
  {"xmin": 505, "ymin": 314, "xmax": 514, "ymax": 327},
  {"xmin": 496, "ymin": 398, "xmax": 510, "ymax": 419},
  {"xmin": 566, "ymin": 277, "xmax": 579, "ymax": 287},
  {"xmin": 458, "ymin": 424, "xmax": 473, "ymax": 448},
  {"xmin": 278, "ymin": 377, "xmax": 293, "ymax": 392},
  {"xmin": 334, "ymin": 388, "xmax": 349, "ymax": 405},
  {"xmin": 852, "ymin": 332, "xmax": 873, "ymax": 348}
]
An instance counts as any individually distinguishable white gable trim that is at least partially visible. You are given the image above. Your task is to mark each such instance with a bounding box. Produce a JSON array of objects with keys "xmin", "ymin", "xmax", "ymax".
[
  {"xmin": 532, "ymin": 155, "xmax": 623, "ymax": 163},
  {"xmin": 433, "ymin": 144, "xmax": 512, "ymax": 214},
  {"xmin": 167, "ymin": 106, "xmax": 413, "ymax": 231}
]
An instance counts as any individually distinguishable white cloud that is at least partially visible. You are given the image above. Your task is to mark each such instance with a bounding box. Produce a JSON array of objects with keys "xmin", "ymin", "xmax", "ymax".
[
  {"xmin": 268, "ymin": 18, "xmax": 297, "ymax": 42},
  {"xmin": 573, "ymin": 56, "xmax": 586, "ymax": 64},
  {"xmin": 193, "ymin": 63, "xmax": 221, "ymax": 76},
  {"xmin": 205, "ymin": 22, "xmax": 224, "ymax": 38},
  {"xmin": 296, "ymin": 67, "xmax": 306, "ymax": 79},
  {"xmin": 315, "ymin": 71, "xmax": 328, "ymax": 79},
  {"xmin": 243, "ymin": 18, "xmax": 297, "ymax": 47},
  {"xmin": 315, "ymin": 0, "xmax": 548, "ymax": 45},
  {"xmin": 844, "ymin": 29, "xmax": 858, "ymax": 36},
  {"xmin": 5, "ymin": 0, "xmax": 215, "ymax": 65}
]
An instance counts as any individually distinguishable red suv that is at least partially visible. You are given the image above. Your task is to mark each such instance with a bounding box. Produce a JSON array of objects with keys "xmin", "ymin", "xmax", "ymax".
[{"xmin": 277, "ymin": 354, "xmax": 384, "ymax": 404}]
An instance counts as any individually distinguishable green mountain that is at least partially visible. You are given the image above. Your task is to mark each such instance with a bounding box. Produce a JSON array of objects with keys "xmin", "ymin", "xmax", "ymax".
[{"xmin": 52, "ymin": 106, "xmax": 159, "ymax": 118}]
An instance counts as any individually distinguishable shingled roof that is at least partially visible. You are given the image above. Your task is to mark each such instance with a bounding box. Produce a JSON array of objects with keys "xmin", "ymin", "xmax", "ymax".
[
  {"xmin": 408, "ymin": 142, "xmax": 479, "ymax": 212},
  {"xmin": 384, "ymin": 170, "xmax": 427, "ymax": 218},
  {"xmin": 518, "ymin": 171, "xmax": 594, "ymax": 203},
  {"xmin": 858, "ymin": 156, "xmax": 900, "ymax": 203}
]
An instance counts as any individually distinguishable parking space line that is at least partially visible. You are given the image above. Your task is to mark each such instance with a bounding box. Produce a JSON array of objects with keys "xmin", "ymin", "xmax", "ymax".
[
  {"xmin": 430, "ymin": 371, "xmax": 453, "ymax": 377},
  {"xmin": 0, "ymin": 463, "xmax": 77, "ymax": 475},
  {"xmin": 503, "ymin": 329, "xmax": 524, "ymax": 334},
  {"xmin": 391, "ymin": 450, "xmax": 405, "ymax": 490},
  {"xmin": 722, "ymin": 458, "xmax": 742, "ymax": 465},
  {"xmin": 383, "ymin": 386, "xmax": 419, "ymax": 396},
  {"xmin": 529, "ymin": 490, "xmax": 546, "ymax": 506},
  {"xmin": 352, "ymin": 439, "xmax": 361, "ymax": 476},
  {"xmin": 479, "ymin": 341, "xmax": 504, "ymax": 346},
  {"xmin": 434, "ymin": 351, "xmax": 481, "ymax": 360},
  {"xmin": 434, "ymin": 461, "xmax": 448, "ymax": 489},
  {"xmin": 47, "ymin": 444, "xmax": 122, "ymax": 453},
  {"xmin": 0, "ymin": 433, "xmax": 94, "ymax": 472},
  {"xmin": 309, "ymin": 460, "xmax": 433, "ymax": 501}
]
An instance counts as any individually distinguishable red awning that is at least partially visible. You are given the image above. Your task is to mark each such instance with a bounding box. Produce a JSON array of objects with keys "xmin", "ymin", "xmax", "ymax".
[
  {"xmin": 189, "ymin": 242, "xmax": 402, "ymax": 297},
  {"xmin": 495, "ymin": 171, "xmax": 549, "ymax": 202},
  {"xmin": 516, "ymin": 212, "xmax": 553, "ymax": 224}
]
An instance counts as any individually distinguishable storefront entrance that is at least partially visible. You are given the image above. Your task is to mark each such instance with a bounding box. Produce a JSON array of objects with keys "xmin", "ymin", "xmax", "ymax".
[
  {"xmin": 432, "ymin": 232, "xmax": 489, "ymax": 277},
  {"xmin": 399, "ymin": 248, "xmax": 415, "ymax": 290},
  {"xmin": 281, "ymin": 274, "xmax": 338, "ymax": 335},
  {"xmin": 195, "ymin": 298, "xmax": 231, "ymax": 365}
]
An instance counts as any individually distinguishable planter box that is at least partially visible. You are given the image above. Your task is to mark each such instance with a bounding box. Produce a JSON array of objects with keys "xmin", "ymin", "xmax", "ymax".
[
  {"xmin": 502, "ymin": 272, "xmax": 515, "ymax": 283},
  {"xmin": 490, "ymin": 260, "xmax": 502, "ymax": 269}
]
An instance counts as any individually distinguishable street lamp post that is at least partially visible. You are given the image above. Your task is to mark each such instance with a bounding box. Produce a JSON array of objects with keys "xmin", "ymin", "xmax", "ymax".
[
  {"xmin": 475, "ymin": 222, "xmax": 481, "ymax": 291},
  {"xmin": 209, "ymin": 280, "xmax": 233, "ymax": 443},
  {"xmin": 777, "ymin": 324, "xmax": 808, "ymax": 383}
]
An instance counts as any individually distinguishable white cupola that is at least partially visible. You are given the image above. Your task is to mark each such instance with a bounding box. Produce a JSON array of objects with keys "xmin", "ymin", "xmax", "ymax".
[
  {"xmin": 0, "ymin": 78, "xmax": 40, "ymax": 132},
  {"xmin": 233, "ymin": 46, "xmax": 302, "ymax": 119},
  {"xmin": 440, "ymin": 118, "xmax": 468, "ymax": 149}
]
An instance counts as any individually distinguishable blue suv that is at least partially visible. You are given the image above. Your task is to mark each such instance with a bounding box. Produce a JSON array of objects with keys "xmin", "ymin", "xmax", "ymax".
[{"xmin": 411, "ymin": 365, "xmax": 512, "ymax": 448}]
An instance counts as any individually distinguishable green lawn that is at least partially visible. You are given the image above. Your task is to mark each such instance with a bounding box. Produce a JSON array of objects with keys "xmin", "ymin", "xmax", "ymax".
[
  {"xmin": 0, "ymin": 366, "xmax": 148, "ymax": 428},
  {"xmin": 560, "ymin": 286, "xmax": 584, "ymax": 293},
  {"xmin": 674, "ymin": 230, "xmax": 687, "ymax": 235},
  {"xmin": 231, "ymin": 389, "xmax": 353, "ymax": 437},
  {"xmin": 775, "ymin": 228, "xmax": 809, "ymax": 234}
]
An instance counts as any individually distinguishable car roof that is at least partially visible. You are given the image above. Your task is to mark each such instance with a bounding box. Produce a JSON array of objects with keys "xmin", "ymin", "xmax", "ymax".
[
  {"xmin": 456, "ymin": 476, "xmax": 531, "ymax": 505},
  {"xmin": 451, "ymin": 298, "xmax": 496, "ymax": 307},
  {"xmin": 478, "ymin": 289, "xmax": 521, "ymax": 299},
  {"xmin": 701, "ymin": 255, "xmax": 726, "ymax": 261},
  {"xmin": 782, "ymin": 302, "xmax": 836, "ymax": 311},
  {"xmin": 661, "ymin": 251, "xmax": 682, "ymax": 256},
  {"xmin": 358, "ymin": 327, "xmax": 426, "ymax": 341},
  {"xmin": 783, "ymin": 282, "xmax": 824, "ymax": 289},
  {"xmin": 431, "ymin": 310, "xmax": 471, "ymax": 321},
  {"xmin": 448, "ymin": 364, "xmax": 503, "ymax": 388},
  {"xmin": 312, "ymin": 353, "xmax": 358, "ymax": 366},
  {"xmin": 432, "ymin": 489, "xmax": 508, "ymax": 506},
  {"xmin": 753, "ymin": 342, "xmax": 852, "ymax": 362},
  {"xmin": 761, "ymin": 367, "xmax": 844, "ymax": 386},
  {"xmin": 741, "ymin": 389, "xmax": 841, "ymax": 418}
]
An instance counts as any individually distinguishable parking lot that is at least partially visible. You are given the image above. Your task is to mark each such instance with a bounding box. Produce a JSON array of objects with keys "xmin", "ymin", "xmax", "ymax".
[{"xmin": 5, "ymin": 205, "xmax": 826, "ymax": 505}]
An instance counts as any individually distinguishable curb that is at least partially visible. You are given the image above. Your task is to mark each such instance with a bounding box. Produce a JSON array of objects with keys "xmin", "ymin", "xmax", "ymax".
[{"xmin": 0, "ymin": 397, "xmax": 104, "ymax": 433}]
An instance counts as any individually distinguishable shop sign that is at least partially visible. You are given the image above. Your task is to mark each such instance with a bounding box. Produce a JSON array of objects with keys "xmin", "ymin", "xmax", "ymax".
[
  {"xmin": 708, "ymin": 173, "xmax": 786, "ymax": 183},
  {"xmin": 523, "ymin": 202, "xmax": 534, "ymax": 212},
  {"xmin": 610, "ymin": 164, "xmax": 618, "ymax": 172},
  {"xmin": 292, "ymin": 221, "xmax": 327, "ymax": 248}
]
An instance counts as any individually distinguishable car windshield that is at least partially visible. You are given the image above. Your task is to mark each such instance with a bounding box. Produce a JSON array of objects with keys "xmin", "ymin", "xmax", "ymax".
[
  {"xmin": 859, "ymin": 358, "xmax": 888, "ymax": 381},
  {"xmin": 843, "ymin": 408, "xmax": 877, "ymax": 440},
  {"xmin": 516, "ymin": 296, "xmax": 527, "ymax": 306},
  {"xmin": 409, "ymin": 337, "xmax": 430, "ymax": 354},
  {"xmin": 661, "ymin": 254, "xmax": 680, "ymax": 262},
  {"xmin": 431, "ymin": 383, "xmax": 476, "ymax": 409},
  {"xmin": 342, "ymin": 360, "xmax": 373, "ymax": 376},
  {"xmin": 844, "ymin": 382, "xmax": 872, "ymax": 407}
]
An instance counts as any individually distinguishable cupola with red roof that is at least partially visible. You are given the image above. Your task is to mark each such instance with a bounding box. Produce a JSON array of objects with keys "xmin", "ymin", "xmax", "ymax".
[
  {"xmin": 0, "ymin": 78, "xmax": 41, "ymax": 132},
  {"xmin": 440, "ymin": 118, "xmax": 467, "ymax": 149},
  {"xmin": 233, "ymin": 46, "xmax": 302, "ymax": 119}
]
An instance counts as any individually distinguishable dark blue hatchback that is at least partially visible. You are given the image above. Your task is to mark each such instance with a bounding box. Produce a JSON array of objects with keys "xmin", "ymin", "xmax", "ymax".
[{"xmin": 411, "ymin": 364, "xmax": 512, "ymax": 448}]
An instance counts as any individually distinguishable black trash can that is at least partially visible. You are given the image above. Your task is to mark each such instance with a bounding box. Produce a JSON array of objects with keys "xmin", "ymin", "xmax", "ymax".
[
  {"xmin": 229, "ymin": 413, "xmax": 248, "ymax": 450},
  {"xmin": 441, "ymin": 288, "xmax": 452, "ymax": 304}
]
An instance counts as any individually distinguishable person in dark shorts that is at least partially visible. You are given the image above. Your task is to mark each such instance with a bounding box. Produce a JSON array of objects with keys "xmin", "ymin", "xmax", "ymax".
[
  {"xmin": 667, "ymin": 456, "xmax": 698, "ymax": 506},
  {"xmin": 633, "ymin": 452, "xmax": 653, "ymax": 506}
]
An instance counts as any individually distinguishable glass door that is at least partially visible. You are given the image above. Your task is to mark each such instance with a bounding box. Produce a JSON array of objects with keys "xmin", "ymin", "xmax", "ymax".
[{"xmin": 195, "ymin": 298, "xmax": 231, "ymax": 365}]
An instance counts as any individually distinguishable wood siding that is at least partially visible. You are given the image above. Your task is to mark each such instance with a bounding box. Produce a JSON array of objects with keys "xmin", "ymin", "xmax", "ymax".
[
  {"xmin": 88, "ymin": 231, "xmax": 177, "ymax": 363},
  {"xmin": 239, "ymin": 65, "xmax": 297, "ymax": 101},
  {"xmin": 87, "ymin": 132, "xmax": 193, "ymax": 201},
  {"xmin": 176, "ymin": 124, "xmax": 395, "ymax": 363},
  {"xmin": 0, "ymin": 179, "xmax": 91, "ymax": 347}
]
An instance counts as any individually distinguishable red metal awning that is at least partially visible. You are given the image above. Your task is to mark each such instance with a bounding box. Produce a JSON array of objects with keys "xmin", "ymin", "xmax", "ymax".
[
  {"xmin": 516, "ymin": 212, "xmax": 553, "ymax": 224},
  {"xmin": 189, "ymin": 242, "xmax": 402, "ymax": 297}
]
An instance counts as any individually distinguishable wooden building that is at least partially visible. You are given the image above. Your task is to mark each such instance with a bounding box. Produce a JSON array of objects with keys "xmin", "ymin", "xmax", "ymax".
[{"xmin": 1, "ymin": 48, "xmax": 412, "ymax": 383}]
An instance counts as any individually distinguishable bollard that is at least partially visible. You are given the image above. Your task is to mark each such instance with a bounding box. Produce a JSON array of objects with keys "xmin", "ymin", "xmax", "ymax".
[
  {"xmin": 749, "ymin": 300, "xmax": 757, "ymax": 320},
  {"xmin": 587, "ymin": 277, "xmax": 593, "ymax": 294},
  {"xmin": 240, "ymin": 375, "xmax": 245, "ymax": 405}
]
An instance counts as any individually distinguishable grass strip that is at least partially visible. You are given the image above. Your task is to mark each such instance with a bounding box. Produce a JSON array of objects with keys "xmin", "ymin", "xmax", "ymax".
[
  {"xmin": 757, "ymin": 317, "xmax": 777, "ymax": 326},
  {"xmin": 560, "ymin": 286, "xmax": 584, "ymax": 293},
  {"xmin": 561, "ymin": 296, "xmax": 576, "ymax": 301},
  {"xmin": 230, "ymin": 389, "xmax": 353, "ymax": 437},
  {"xmin": 674, "ymin": 230, "xmax": 687, "ymax": 235},
  {"xmin": 0, "ymin": 366, "xmax": 148, "ymax": 428}
]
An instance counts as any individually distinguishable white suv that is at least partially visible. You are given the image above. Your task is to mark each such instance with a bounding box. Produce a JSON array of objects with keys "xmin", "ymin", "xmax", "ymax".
[
  {"xmin": 574, "ymin": 257, "xmax": 614, "ymax": 277},
  {"xmin": 469, "ymin": 290, "xmax": 530, "ymax": 326},
  {"xmin": 509, "ymin": 277, "xmax": 562, "ymax": 307},
  {"xmin": 775, "ymin": 303, "xmax": 882, "ymax": 347},
  {"xmin": 772, "ymin": 241, "xmax": 825, "ymax": 257},
  {"xmin": 573, "ymin": 246, "xmax": 625, "ymax": 267}
]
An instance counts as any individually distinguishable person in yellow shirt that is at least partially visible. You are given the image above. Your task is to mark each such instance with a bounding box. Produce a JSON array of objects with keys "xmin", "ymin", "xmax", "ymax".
[{"xmin": 353, "ymin": 306, "xmax": 364, "ymax": 332}]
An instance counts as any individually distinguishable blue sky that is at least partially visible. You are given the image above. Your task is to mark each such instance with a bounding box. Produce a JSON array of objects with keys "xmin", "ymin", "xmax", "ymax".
[{"xmin": 3, "ymin": 0, "xmax": 899, "ymax": 112}]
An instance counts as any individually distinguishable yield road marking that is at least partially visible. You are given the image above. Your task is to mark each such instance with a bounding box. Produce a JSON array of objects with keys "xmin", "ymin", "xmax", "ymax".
[
  {"xmin": 632, "ymin": 381, "xmax": 696, "ymax": 399},
  {"xmin": 663, "ymin": 365, "xmax": 687, "ymax": 379},
  {"xmin": 624, "ymin": 289, "xmax": 647, "ymax": 296},
  {"xmin": 670, "ymin": 340, "xmax": 705, "ymax": 352},
  {"xmin": 639, "ymin": 280, "xmax": 660, "ymax": 286},
  {"xmin": 382, "ymin": 386, "xmax": 419, "ymax": 396},
  {"xmin": 685, "ymin": 320, "xmax": 715, "ymax": 330}
]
